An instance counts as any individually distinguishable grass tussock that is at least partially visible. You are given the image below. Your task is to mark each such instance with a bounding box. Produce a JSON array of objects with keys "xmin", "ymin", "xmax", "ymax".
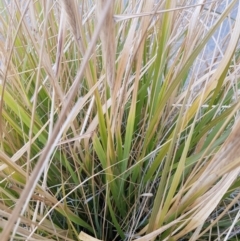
[{"xmin": 0, "ymin": 0, "xmax": 240, "ymax": 240}]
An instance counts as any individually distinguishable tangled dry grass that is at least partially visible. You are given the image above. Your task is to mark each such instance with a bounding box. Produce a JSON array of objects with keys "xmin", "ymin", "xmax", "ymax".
[{"xmin": 0, "ymin": 0, "xmax": 240, "ymax": 240}]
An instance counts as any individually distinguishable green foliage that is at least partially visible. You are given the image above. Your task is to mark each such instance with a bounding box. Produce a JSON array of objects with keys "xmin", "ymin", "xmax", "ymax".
[{"xmin": 0, "ymin": 1, "xmax": 240, "ymax": 240}]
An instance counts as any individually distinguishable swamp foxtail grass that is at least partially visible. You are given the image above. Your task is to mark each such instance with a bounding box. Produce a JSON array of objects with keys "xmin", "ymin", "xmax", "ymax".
[{"xmin": 0, "ymin": 0, "xmax": 240, "ymax": 240}]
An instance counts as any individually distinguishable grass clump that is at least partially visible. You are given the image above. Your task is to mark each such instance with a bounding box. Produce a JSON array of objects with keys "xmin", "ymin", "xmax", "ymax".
[{"xmin": 0, "ymin": 0, "xmax": 240, "ymax": 240}]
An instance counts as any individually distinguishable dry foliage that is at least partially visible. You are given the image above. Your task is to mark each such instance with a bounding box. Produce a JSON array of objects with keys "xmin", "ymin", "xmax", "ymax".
[{"xmin": 0, "ymin": 0, "xmax": 240, "ymax": 240}]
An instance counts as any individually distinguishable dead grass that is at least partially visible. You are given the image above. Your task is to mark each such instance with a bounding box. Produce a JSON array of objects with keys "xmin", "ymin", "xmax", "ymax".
[{"xmin": 0, "ymin": 0, "xmax": 240, "ymax": 240}]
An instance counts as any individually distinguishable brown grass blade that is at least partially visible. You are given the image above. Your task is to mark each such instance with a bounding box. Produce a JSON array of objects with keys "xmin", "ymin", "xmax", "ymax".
[
  {"xmin": 61, "ymin": 0, "xmax": 85, "ymax": 54},
  {"xmin": 96, "ymin": 0, "xmax": 115, "ymax": 92}
]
